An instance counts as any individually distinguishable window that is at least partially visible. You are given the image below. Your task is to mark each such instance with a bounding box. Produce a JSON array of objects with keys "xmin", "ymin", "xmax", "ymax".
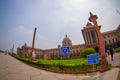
[
  {"xmin": 91, "ymin": 31, "xmax": 97, "ymax": 43},
  {"xmin": 112, "ymin": 39, "xmax": 114, "ymax": 42},
  {"xmin": 88, "ymin": 31, "xmax": 91, "ymax": 43},
  {"xmin": 116, "ymin": 38, "xmax": 117, "ymax": 41},
  {"xmin": 77, "ymin": 50, "xmax": 79, "ymax": 53},
  {"xmin": 109, "ymin": 40, "xmax": 111, "ymax": 44},
  {"xmin": 111, "ymin": 34, "xmax": 113, "ymax": 37},
  {"xmin": 65, "ymin": 42, "xmax": 66, "ymax": 44},
  {"xmin": 105, "ymin": 41, "xmax": 107, "ymax": 44}
]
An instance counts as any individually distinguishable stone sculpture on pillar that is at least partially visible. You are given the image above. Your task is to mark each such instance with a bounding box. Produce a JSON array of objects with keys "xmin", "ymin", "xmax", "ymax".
[{"xmin": 88, "ymin": 12, "xmax": 107, "ymax": 72}]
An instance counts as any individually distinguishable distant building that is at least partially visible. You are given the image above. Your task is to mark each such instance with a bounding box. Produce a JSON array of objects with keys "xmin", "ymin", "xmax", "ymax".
[
  {"xmin": 17, "ymin": 24, "xmax": 120, "ymax": 59},
  {"xmin": 102, "ymin": 24, "xmax": 120, "ymax": 49},
  {"xmin": 17, "ymin": 35, "xmax": 86, "ymax": 59}
]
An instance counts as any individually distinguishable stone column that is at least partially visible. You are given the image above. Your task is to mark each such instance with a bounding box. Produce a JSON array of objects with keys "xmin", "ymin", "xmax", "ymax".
[
  {"xmin": 31, "ymin": 28, "xmax": 37, "ymax": 60},
  {"xmin": 88, "ymin": 12, "xmax": 107, "ymax": 72},
  {"xmin": 95, "ymin": 25, "xmax": 107, "ymax": 72}
]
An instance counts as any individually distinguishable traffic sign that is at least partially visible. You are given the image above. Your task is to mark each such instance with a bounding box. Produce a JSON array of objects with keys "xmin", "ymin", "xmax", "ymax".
[
  {"xmin": 87, "ymin": 53, "xmax": 99, "ymax": 65},
  {"xmin": 60, "ymin": 46, "xmax": 70, "ymax": 55}
]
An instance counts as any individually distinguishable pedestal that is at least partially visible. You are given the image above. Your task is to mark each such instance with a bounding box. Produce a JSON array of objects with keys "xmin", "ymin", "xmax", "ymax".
[
  {"xmin": 31, "ymin": 51, "xmax": 36, "ymax": 61},
  {"xmin": 100, "ymin": 55, "xmax": 108, "ymax": 72},
  {"xmin": 31, "ymin": 57, "xmax": 36, "ymax": 61}
]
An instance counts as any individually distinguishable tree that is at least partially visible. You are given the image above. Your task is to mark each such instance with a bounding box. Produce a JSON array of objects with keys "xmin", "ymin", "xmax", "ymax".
[{"xmin": 80, "ymin": 48, "xmax": 96, "ymax": 58}]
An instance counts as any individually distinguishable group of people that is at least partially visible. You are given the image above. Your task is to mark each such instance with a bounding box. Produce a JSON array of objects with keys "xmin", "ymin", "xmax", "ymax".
[{"xmin": 106, "ymin": 47, "xmax": 114, "ymax": 61}]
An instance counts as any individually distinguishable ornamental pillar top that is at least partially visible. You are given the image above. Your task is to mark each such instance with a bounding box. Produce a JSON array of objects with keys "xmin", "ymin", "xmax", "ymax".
[{"xmin": 88, "ymin": 12, "xmax": 98, "ymax": 22}]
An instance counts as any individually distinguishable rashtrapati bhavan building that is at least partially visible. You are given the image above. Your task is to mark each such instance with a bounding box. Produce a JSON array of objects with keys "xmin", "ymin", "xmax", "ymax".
[{"xmin": 17, "ymin": 12, "xmax": 120, "ymax": 59}]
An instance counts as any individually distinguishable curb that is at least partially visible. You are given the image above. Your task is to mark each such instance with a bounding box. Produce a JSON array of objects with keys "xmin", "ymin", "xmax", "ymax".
[{"xmin": 117, "ymin": 68, "xmax": 120, "ymax": 80}]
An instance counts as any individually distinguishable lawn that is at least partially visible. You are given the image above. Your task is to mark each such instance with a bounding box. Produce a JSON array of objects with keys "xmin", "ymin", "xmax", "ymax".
[
  {"xmin": 12, "ymin": 54, "xmax": 102, "ymax": 72},
  {"xmin": 37, "ymin": 58, "xmax": 87, "ymax": 65}
]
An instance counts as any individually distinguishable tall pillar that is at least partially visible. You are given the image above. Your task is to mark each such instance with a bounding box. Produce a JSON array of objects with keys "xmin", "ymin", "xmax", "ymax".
[
  {"xmin": 32, "ymin": 27, "xmax": 37, "ymax": 53},
  {"xmin": 31, "ymin": 27, "xmax": 37, "ymax": 60},
  {"xmin": 82, "ymin": 12, "xmax": 107, "ymax": 72},
  {"xmin": 89, "ymin": 12, "xmax": 107, "ymax": 72}
]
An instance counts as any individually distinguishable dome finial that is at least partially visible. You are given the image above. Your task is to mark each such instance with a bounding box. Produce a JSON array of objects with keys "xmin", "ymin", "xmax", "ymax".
[
  {"xmin": 65, "ymin": 34, "xmax": 67, "ymax": 37},
  {"xmin": 89, "ymin": 12, "xmax": 93, "ymax": 16}
]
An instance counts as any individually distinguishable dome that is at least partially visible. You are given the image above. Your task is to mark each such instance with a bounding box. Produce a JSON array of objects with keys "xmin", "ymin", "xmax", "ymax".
[{"xmin": 62, "ymin": 35, "xmax": 72, "ymax": 46}]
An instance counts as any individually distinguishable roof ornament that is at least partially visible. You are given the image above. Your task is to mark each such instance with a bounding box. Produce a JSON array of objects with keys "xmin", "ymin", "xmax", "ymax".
[
  {"xmin": 89, "ymin": 12, "xmax": 93, "ymax": 16},
  {"xmin": 65, "ymin": 34, "xmax": 67, "ymax": 38}
]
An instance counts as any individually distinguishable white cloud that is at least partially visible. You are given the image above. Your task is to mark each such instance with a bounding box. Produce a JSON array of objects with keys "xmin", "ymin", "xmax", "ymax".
[
  {"xmin": 14, "ymin": 25, "xmax": 25, "ymax": 33},
  {"xmin": 13, "ymin": 25, "xmax": 33, "ymax": 35},
  {"xmin": 64, "ymin": 17, "xmax": 81, "ymax": 27}
]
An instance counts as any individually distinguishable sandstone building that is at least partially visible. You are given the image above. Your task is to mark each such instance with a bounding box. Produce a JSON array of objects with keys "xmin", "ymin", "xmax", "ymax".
[
  {"xmin": 17, "ymin": 35, "xmax": 86, "ymax": 59},
  {"xmin": 17, "ymin": 24, "xmax": 120, "ymax": 59},
  {"xmin": 102, "ymin": 24, "xmax": 120, "ymax": 49}
]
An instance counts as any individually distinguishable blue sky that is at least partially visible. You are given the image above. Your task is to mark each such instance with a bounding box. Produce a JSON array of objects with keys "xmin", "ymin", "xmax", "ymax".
[{"xmin": 0, "ymin": 0, "xmax": 120, "ymax": 52}]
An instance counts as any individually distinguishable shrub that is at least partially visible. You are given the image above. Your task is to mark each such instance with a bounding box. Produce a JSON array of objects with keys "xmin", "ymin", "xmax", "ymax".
[
  {"xmin": 115, "ymin": 47, "xmax": 120, "ymax": 52},
  {"xmin": 107, "ymin": 63, "xmax": 112, "ymax": 70},
  {"xmin": 57, "ymin": 63, "xmax": 64, "ymax": 70},
  {"xmin": 11, "ymin": 54, "xmax": 101, "ymax": 72},
  {"xmin": 80, "ymin": 48, "xmax": 96, "ymax": 58}
]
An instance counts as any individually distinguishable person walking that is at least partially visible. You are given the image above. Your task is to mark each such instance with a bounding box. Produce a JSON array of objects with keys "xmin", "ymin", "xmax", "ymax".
[
  {"xmin": 110, "ymin": 47, "xmax": 114, "ymax": 61},
  {"xmin": 106, "ymin": 49, "xmax": 110, "ymax": 56}
]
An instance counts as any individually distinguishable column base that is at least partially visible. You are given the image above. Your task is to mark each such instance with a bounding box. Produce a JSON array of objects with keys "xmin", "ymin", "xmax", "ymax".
[{"xmin": 100, "ymin": 55, "xmax": 108, "ymax": 72}]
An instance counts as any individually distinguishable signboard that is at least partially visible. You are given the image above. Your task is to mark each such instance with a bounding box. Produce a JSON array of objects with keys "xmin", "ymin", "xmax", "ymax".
[
  {"xmin": 87, "ymin": 53, "xmax": 99, "ymax": 65},
  {"xmin": 60, "ymin": 46, "xmax": 70, "ymax": 55}
]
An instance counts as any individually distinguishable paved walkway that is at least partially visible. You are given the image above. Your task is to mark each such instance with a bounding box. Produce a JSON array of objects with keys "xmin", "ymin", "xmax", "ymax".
[
  {"xmin": 107, "ymin": 53, "xmax": 120, "ymax": 67},
  {"xmin": 0, "ymin": 52, "xmax": 119, "ymax": 80}
]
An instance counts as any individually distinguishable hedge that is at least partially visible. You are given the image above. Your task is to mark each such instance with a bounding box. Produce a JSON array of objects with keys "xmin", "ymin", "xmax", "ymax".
[
  {"xmin": 11, "ymin": 54, "xmax": 111, "ymax": 73},
  {"xmin": 115, "ymin": 47, "xmax": 120, "ymax": 52}
]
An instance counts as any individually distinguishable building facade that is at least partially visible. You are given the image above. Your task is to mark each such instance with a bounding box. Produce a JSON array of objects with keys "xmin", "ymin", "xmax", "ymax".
[
  {"xmin": 17, "ymin": 35, "xmax": 86, "ymax": 59},
  {"xmin": 17, "ymin": 24, "xmax": 120, "ymax": 59},
  {"xmin": 82, "ymin": 22, "xmax": 100, "ymax": 53},
  {"xmin": 102, "ymin": 24, "xmax": 120, "ymax": 49}
]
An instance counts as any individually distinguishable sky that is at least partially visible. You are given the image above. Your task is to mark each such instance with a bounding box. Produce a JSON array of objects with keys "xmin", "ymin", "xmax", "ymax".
[{"xmin": 0, "ymin": 0, "xmax": 120, "ymax": 52}]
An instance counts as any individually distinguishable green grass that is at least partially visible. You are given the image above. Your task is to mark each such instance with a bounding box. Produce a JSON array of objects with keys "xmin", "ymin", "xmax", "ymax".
[
  {"xmin": 36, "ymin": 58, "xmax": 87, "ymax": 65},
  {"xmin": 11, "ymin": 54, "xmax": 102, "ymax": 72}
]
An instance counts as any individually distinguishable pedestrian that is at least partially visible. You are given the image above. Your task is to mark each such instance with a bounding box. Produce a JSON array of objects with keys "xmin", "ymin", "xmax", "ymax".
[
  {"xmin": 110, "ymin": 47, "xmax": 114, "ymax": 61},
  {"xmin": 106, "ymin": 49, "xmax": 110, "ymax": 56}
]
